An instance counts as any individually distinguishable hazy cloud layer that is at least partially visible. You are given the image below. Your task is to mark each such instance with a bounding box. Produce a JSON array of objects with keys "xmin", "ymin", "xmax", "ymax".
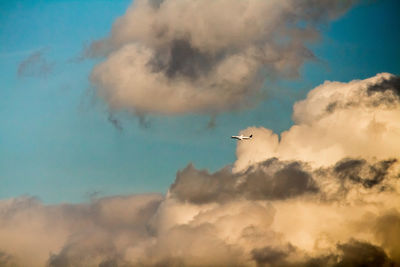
[
  {"xmin": 1, "ymin": 73, "xmax": 399, "ymax": 266},
  {"xmin": 90, "ymin": 0, "xmax": 357, "ymax": 115},
  {"xmin": 17, "ymin": 48, "xmax": 54, "ymax": 78}
]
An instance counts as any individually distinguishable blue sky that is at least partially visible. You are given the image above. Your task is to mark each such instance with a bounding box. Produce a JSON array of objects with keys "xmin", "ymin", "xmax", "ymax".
[{"xmin": 1, "ymin": 0, "xmax": 399, "ymax": 203}]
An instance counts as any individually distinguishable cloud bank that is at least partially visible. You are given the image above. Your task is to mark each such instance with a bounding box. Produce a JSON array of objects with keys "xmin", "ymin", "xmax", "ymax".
[
  {"xmin": 1, "ymin": 73, "xmax": 399, "ymax": 266},
  {"xmin": 89, "ymin": 0, "xmax": 357, "ymax": 115}
]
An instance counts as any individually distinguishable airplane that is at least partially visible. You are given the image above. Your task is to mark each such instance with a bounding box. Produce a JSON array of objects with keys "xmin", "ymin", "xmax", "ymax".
[{"xmin": 231, "ymin": 134, "xmax": 253, "ymax": 140}]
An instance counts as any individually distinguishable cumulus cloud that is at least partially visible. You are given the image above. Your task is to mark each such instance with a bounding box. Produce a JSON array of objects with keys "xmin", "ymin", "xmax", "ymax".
[
  {"xmin": 89, "ymin": 0, "xmax": 357, "ymax": 116},
  {"xmin": 0, "ymin": 194, "xmax": 163, "ymax": 267},
  {"xmin": 17, "ymin": 48, "xmax": 54, "ymax": 78},
  {"xmin": 1, "ymin": 73, "xmax": 400, "ymax": 266},
  {"xmin": 234, "ymin": 73, "xmax": 400, "ymax": 170}
]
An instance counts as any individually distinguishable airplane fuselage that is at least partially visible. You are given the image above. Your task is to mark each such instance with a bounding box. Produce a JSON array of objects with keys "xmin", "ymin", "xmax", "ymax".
[{"xmin": 231, "ymin": 134, "xmax": 252, "ymax": 140}]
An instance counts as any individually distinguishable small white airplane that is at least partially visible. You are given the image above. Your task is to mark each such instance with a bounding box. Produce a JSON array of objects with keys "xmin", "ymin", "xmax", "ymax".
[{"xmin": 231, "ymin": 134, "xmax": 253, "ymax": 140}]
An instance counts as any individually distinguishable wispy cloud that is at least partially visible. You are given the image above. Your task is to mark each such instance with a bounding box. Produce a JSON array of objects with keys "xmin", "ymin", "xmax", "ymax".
[
  {"xmin": 17, "ymin": 48, "xmax": 55, "ymax": 78},
  {"xmin": 107, "ymin": 113, "xmax": 123, "ymax": 132}
]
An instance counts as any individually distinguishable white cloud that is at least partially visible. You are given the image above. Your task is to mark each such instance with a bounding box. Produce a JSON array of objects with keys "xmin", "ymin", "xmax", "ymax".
[
  {"xmin": 1, "ymin": 73, "xmax": 399, "ymax": 266},
  {"xmin": 235, "ymin": 73, "xmax": 400, "ymax": 171},
  {"xmin": 90, "ymin": 0, "xmax": 357, "ymax": 116}
]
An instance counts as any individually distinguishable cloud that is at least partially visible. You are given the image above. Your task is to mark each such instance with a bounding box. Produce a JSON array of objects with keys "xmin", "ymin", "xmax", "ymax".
[
  {"xmin": 89, "ymin": 0, "xmax": 357, "ymax": 116},
  {"xmin": 107, "ymin": 113, "xmax": 123, "ymax": 132},
  {"xmin": 234, "ymin": 73, "xmax": 400, "ymax": 171},
  {"xmin": 251, "ymin": 244, "xmax": 296, "ymax": 266},
  {"xmin": 170, "ymin": 159, "xmax": 318, "ymax": 204},
  {"xmin": 251, "ymin": 240, "xmax": 397, "ymax": 267},
  {"xmin": 374, "ymin": 211, "xmax": 400, "ymax": 263},
  {"xmin": 17, "ymin": 48, "xmax": 55, "ymax": 78},
  {"xmin": 367, "ymin": 75, "xmax": 400, "ymax": 97},
  {"xmin": 0, "ymin": 195, "xmax": 163, "ymax": 267},
  {"xmin": 334, "ymin": 240, "xmax": 394, "ymax": 267},
  {"xmin": 1, "ymin": 73, "xmax": 400, "ymax": 266},
  {"xmin": 332, "ymin": 158, "xmax": 397, "ymax": 189},
  {"xmin": 0, "ymin": 251, "xmax": 16, "ymax": 267}
]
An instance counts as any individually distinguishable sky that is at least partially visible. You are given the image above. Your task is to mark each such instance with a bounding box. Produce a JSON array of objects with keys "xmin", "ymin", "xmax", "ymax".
[
  {"xmin": 1, "ymin": 1, "xmax": 400, "ymax": 266},
  {"xmin": 0, "ymin": 0, "xmax": 399, "ymax": 204}
]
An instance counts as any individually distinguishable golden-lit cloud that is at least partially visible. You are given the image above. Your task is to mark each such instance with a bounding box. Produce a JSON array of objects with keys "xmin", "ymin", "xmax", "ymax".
[
  {"xmin": 1, "ymin": 73, "xmax": 399, "ymax": 266},
  {"xmin": 89, "ymin": 0, "xmax": 357, "ymax": 116},
  {"xmin": 235, "ymin": 73, "xmax": 400, "ymax": 171}
]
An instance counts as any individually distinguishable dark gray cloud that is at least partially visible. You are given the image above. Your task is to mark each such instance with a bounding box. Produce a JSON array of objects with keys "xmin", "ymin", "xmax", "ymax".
[
  {"xmin": 170, "ymin": 164, "xmax": 237, "ymax": 204},
  {"xmin": 170, "ymin": 158, "xmax": 319, "ymax": 204},
  {"xmin": 334, "ymin": 240, "xmax": 394, "ymax": 267},
  {"xmin": 333, "ymin": 158, "xmax": 397, "ymax": 189},
  {"xmin": 366, "ymin": 75, "xmax": 400, "ymax": 107},
  {"xmin": 252, "ymin": 240, "xmax": 396, "ymax": 267},
  {"xmin": 367, "ymin": 75, "xmax": 400, "ymax": 96},
  {"xmin": 242, "ymin": 160, "xmax": 319, "ymax": 200},
  {"xmin": 149, "ymin": 38, "xmax": 216, "ymax": 80},
  {"xmin": 17, "ymin": 48, "xmax": 54, "ymax": 78},
  {"xmin": 251, "ymin": 244, "xmax": 295, "ymax": 267},
  {"xmin": 171, "ymin": 157, "xmax": 398, "ymax": 205},
  {"xmin": 325, "ymin": 101, "xmax": 339, "ymax": 114},
  {"xmin": 148, "ymin": 0, "xmax": 164, "ymax": 9}
]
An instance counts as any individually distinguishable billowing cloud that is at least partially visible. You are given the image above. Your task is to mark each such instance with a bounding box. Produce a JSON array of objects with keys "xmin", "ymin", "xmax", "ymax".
[
  {"xmin": 89, "ymin": 0, "xmax": 357, "ymax": 115},
  {"xmin": 1, "ymin": 73, "xmax": 400, "ymax": 266},
  {"xmin": 17, "ymin": 48, "xmax": 54, "ymax": 78},
  {"xmin": 235, "ymin": 73, "xmax": 400, "ymax": 171},
  {"xmin": 0, "ymin": 194, "xmax": 163, "ymax": 267}
]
